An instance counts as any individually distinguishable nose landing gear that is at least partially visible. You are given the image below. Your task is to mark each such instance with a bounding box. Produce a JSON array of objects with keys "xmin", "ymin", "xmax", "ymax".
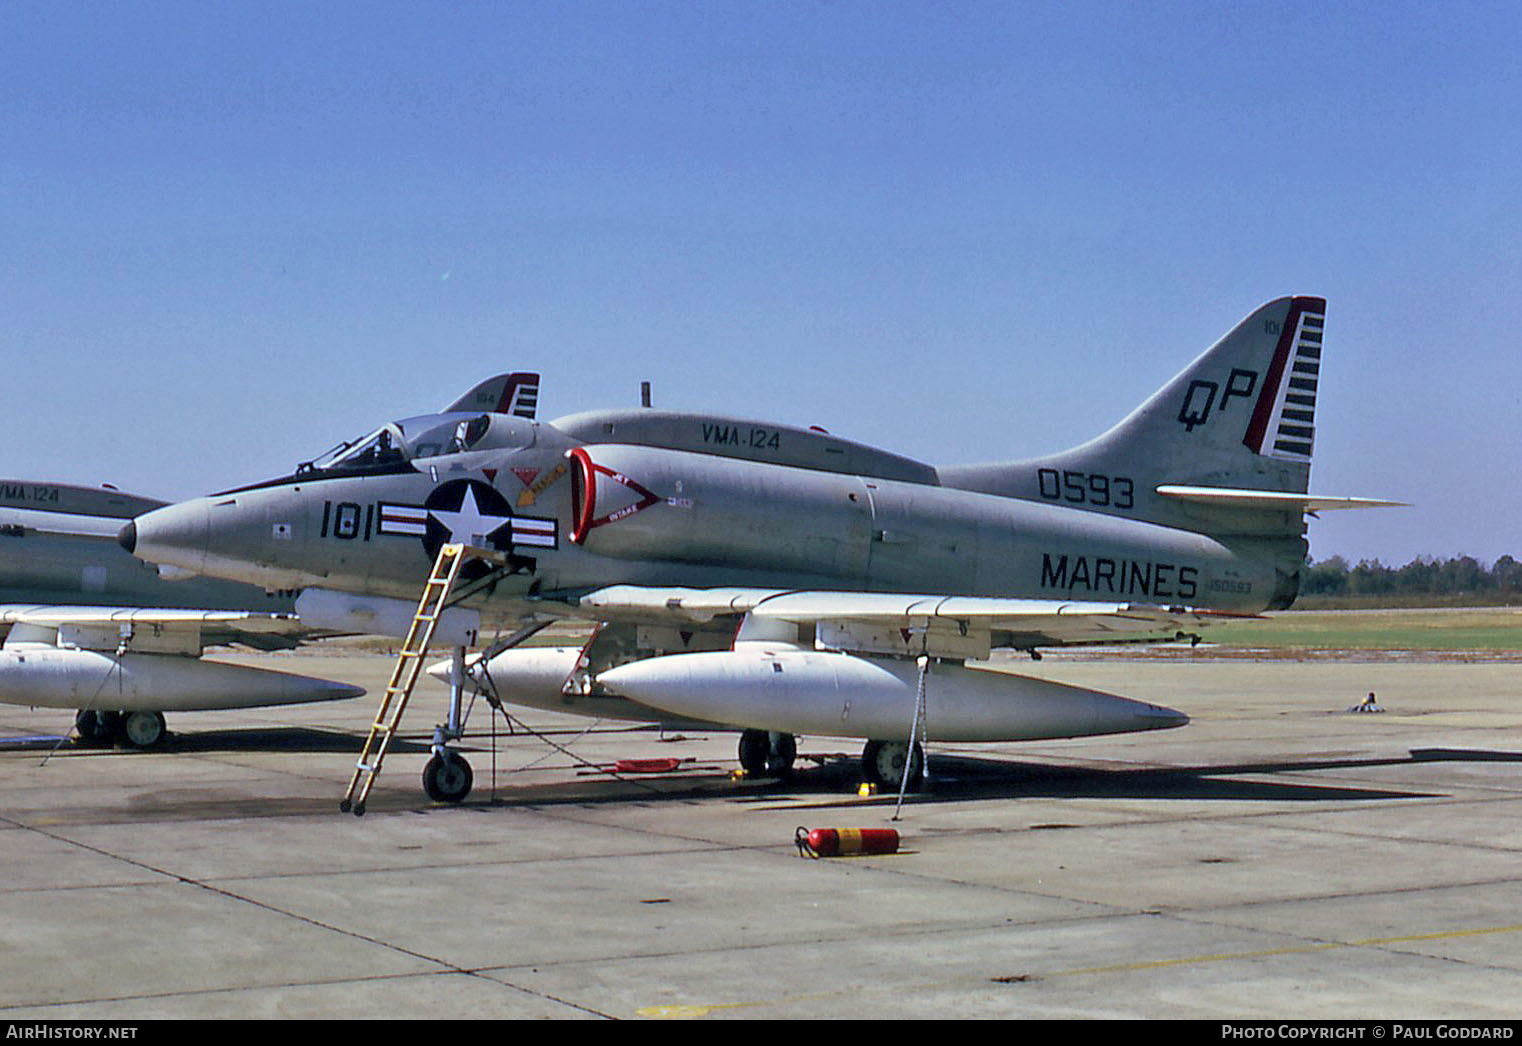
[{"xmin": 422, "ymin": 750, "xmax": 474, "ymax": 803}]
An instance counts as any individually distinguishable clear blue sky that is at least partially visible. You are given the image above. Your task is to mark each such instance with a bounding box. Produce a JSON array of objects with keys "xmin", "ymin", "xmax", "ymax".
[{"xmin": 4, "ymin": 2, "xmax": 1518, "ymax": 566}]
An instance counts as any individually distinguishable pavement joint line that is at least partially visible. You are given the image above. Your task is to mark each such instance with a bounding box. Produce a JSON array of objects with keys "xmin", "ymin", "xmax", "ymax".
[
  {"xmin": 437, "ymin": 907, "xmax": 1236, "ymax": 981},
  {"xmin": 503, "ymin": 801, "xmax": 1522, "ymax": 917},
  {"xmin": 3, "ymin": 884, "xmax": 1519, "ymax": 1006},
  {"xmin": 8, "ymin": 784, "xmax": 1519, "ymax": 892},
  {"xmin": 286, "ymin": 800, "xmax": 1522, "ymax": 926},
  {"xmin": 1045, "ymin": 922, "xmax": 1522, "ymax": 979},
  {"xmin": 414, "ymin": 884, "xmax": 1522, "ymax": 994},
  {"xmin": 0, "ymin": 816, "xmax": 616, "ymax": 1018},
  {"xmin": 628, "ymin": 922, "xmax": 1522, "ymax": 1019},
  {"xmin": 1154, "ymin": 873, "xmax": 1522, "ymax": 929},
  {"xmin": 0, "ymin": 966, "xmax": 616, "ymax": 1019},
  {"xmin": 817, "ymin": 788, "xmax": 1522, "ymax": 840}
]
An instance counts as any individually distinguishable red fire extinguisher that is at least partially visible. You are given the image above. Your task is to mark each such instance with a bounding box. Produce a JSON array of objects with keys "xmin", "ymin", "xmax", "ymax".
[{"xmin": 795, "ymin": 825, "xmax": 900, "ymax": 858}]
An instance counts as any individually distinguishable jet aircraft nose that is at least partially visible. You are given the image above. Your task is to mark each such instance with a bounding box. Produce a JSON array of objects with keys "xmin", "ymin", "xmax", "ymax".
[{"xmin": 125, "ymin": 499, "xmax": 212, "ymax": 576}]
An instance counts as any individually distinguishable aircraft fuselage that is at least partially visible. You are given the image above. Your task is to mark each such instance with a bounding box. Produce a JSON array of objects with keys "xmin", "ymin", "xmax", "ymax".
[{"xmin": 124, "ymin": 425, "xmax": 1294, "ymax": 624}]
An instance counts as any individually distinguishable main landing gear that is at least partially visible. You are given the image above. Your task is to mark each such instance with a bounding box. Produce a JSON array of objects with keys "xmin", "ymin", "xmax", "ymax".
[
  {"xmin": 737, "ymin": 729, "xmax": 797, "ymax": 777},
  {"xmin": 74, "ymin": 709, "xmax": 167, "ymax": 749},
  {"xmin": 734, "ymin": 731, "xmax": 926, "ymax": 793},
  {"xmin": 861, "ymin": 739, "xmax": 925, "ymax": 792}
]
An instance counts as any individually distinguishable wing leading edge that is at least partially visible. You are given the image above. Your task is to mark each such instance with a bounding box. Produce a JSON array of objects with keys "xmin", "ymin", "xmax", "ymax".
[
  {"xmin": 571, "ymin": 585, "xmax": 1251, "ymax": 657},
  {"xmin": 0, "ymin": 605, "xmax": 321, "ymax": 653}
]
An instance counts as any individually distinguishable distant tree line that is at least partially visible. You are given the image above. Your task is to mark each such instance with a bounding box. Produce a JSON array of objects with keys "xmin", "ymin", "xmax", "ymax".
[{"xmin": 1301, "ymin": 555, "xmax": 1522, "ymax": 597}]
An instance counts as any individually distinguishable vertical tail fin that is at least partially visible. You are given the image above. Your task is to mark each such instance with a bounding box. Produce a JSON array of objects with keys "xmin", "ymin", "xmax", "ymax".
[
  {"xmin": 443, "ymin": 372, "xmax": 541, "ymax": 419},
  {"xmin": 940, "ymin": 296, "xmax": 1328, "ymax": 540},
  {"xmin": 1239, "ymin": 298, "xmax": 1325, "ymax": 464}
]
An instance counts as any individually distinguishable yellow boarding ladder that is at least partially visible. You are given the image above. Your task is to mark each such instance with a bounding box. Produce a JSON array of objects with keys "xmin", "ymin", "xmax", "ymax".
[{"xmin": 341, "ymin": 543, "xmax": 475, "ymax": 816}]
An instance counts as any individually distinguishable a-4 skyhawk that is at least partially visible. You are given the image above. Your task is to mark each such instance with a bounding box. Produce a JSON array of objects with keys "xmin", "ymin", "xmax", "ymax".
[{"xmin": 121, "ymin": 297, "xmax": 1398, "ymax": 800}]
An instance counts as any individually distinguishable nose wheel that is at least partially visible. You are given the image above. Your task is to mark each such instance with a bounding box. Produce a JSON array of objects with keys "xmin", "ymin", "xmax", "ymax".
[{"xmin": 422, "ymin": 750, "xmax": 474, "ymax": 803}]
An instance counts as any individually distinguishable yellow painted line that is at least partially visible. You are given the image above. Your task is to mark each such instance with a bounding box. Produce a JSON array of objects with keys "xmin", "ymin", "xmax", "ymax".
[
  {"xmin": 1048, "ymin": 922, "xmax": 1522, "ymax": 979},
  {"xmin": 637, "ymin": 993, "xmax": 839, "ymax": 1019},
  {"xmin": 637, "ymin": 1005, "xmax": 716, "ymax": 1019},
  {"xmin": 637, "ymin": 981, "xmax": 876, "ymax": 1018},
  {"xmin": 635, "ymin": 923, "xmax": 1522, "ymax": 1017}
]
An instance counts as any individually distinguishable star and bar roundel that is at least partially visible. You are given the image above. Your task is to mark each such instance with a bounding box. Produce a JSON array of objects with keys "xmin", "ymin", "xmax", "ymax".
[{"xmin": 376, "ymin": 479, "xmax": 557, "ymax": 562}]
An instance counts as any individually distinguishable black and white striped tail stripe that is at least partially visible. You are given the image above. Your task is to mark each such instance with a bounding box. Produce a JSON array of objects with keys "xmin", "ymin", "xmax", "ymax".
[
  {"xmin": 1268, "ymin": 308, "xmax": 1322, "ymax": 461},
  {"xmin": 508, "ymin": 379, "xmax": 540, "ymax": 420}
]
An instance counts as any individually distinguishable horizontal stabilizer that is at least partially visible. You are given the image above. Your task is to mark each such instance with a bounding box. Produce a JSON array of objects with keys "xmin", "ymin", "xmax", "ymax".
[
  {"xmin": 1155, "ymin": 485, "xmax": 1408, "ymax": 512},
  {"xmin": 0, "ymin": 481, "xmax": 168, "ymax": 538},
  {"xmin": 0, "ymin": 481, "xmax": 165, "ymax": 520}
]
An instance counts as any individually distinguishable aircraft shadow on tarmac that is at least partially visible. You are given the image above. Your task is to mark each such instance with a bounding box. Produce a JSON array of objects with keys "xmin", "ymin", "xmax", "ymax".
[
  {"xmin": 756, "ymin": 747, "xmax": 1522, "ymax": 809},
  {"xmin": 0, "ymin": 727, "xmax": 431, "ymax": 756},
  {"xmin": 444, "ymin": 746, "xmax": 1522, "ymax": 813},
  {"xmin": 163, "ymin": 728, "xmax": 436, "ymax": 755},
  {"xmin": 8, "ymin": 729, "xmax": 1518, "ymax": 814}
]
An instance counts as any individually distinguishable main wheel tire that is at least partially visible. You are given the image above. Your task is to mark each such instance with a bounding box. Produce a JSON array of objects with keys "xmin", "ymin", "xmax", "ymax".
[
  {"xmin": 120, "ymin": 711, "xmax": 166, "ymax": 749},
  {"xmin": 98, "ymin": 711, "xmax": 123, "ymax": 743},
  {"xmin": 74, "ymin": 710, "xmax": 112, "ymax": 746},
  {"xmin": 766, "ymin": 731, "xmax": 797, "ymax": 775},
  {"xmin": 422, "ymin": 751, "xmax": 474, "ymax": 803},
  {"xmin": 738, "ymin": 729, "xmax": 769, "ymax": 774},
  {"xmin": 738, "ymin": 729, "xmax": 797, "ymax": 776},
  {"xmin": 861, "ymin": 740, "xmax": 925, "ymax": 791}
]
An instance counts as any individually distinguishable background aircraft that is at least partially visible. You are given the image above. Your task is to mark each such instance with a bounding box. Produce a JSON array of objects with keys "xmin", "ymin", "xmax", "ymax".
[
  {"xmin": 122, "ymin": 298, "xmax": 1397, "ymax": 797},
  {"xmin": 0, "ymin": 480, "xmax": 360, "ymax": 746}
]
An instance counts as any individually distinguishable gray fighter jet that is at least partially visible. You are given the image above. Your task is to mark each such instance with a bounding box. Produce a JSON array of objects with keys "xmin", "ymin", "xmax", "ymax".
[{"xmin": 122, "ymin": 299, "xmax": 1396, "ymax": 797}]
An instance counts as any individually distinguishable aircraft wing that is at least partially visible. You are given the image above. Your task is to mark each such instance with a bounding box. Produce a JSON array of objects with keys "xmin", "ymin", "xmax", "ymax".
[
  {"xmin": 574, "ymin": 586, "xmax": 783, "ymax": 623},
  {"xmin": 571, "ymin": 586, "xmax": 1247, "ymax": 656},
  {"xmin": 0, "ymin": 605, "xmax": 327, "ymax": 652}
]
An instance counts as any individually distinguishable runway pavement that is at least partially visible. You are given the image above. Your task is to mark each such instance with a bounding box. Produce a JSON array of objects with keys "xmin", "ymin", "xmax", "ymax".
[{"xmin": 2, "ymin": 650, "xmax": 1521, "ymax": 1019}]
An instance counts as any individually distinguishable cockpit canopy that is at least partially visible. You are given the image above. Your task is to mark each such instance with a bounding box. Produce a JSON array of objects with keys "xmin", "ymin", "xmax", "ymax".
[{"xmin": 298, "ymin": 412, "xmax": 535, "ymax": 476}]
